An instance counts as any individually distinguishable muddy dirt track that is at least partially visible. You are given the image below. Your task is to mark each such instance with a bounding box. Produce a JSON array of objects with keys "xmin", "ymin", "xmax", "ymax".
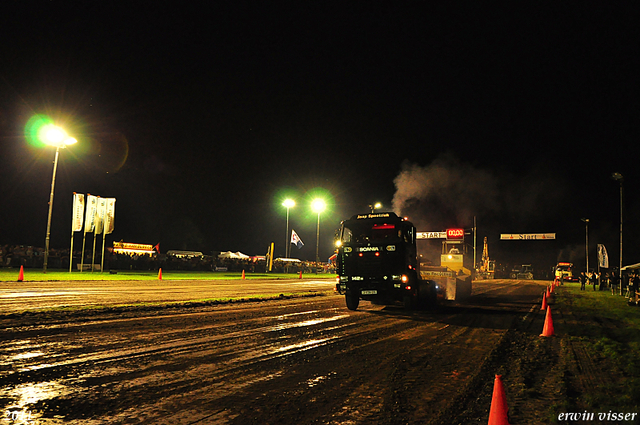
[{"xmin": 1, "ymin": 279, "xmax": 557, "ymax": 424}]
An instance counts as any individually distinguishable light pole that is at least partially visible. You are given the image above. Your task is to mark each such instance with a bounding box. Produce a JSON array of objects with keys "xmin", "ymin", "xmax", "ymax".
[
  {"xmin": 282, "ymin": 199, "xmax": 295, "ymax": 259},
  {"xmin": 612, "ymin": 172, "xmax": 624, "ymax": 295},
  {"xmin": 581, "ymin": 218, "xmax": 589, "ymax": 273},
  {"xmin": 369, "ymin": 202, "xmax": 382, "ymax": 213},
  {"xmin": 311, "ymin": 198, "xmax": 326, "ymax": 274},
  {"xmin": 42, "ymin": 126, "xmax": 77, "ymax": 272}
]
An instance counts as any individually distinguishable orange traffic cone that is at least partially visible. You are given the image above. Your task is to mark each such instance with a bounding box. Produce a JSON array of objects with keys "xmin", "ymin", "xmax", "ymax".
[
  {"xmin": 546, "ymin": 287, "xmax": 551, "ymax": 299},
  {"xmin": 540, "ymin": 292, "xmax": 547, "ymax": 310},
  {"xmin": 242, "ymin": 270, "xmax": 245, "ymax": 279},
  {"xmin": 540, "ymin": 306, "xmax": 555, "ymax": 337},
  {"xmin": 488, "ymin": 374, "xmax": 511, "ymax": 425},
  {"xmin": 18, "ymin": 265, "xmax": 24, "ymax": 282},
  {"xmin": 158, "ymin": 268, "xmax": 162, "ymax": 280},
  {"xmin": 299, "ymin": 271, "xmax": 303, "ymax": 279},
  {"xmin": 550, "ymin": 283, "xmax": 554, "ymax": 294}
]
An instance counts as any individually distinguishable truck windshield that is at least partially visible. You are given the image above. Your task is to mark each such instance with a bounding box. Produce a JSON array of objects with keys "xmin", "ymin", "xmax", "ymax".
[{"xmin": 341, "ymin": 221, "xmax": 401, "ymax": 244}]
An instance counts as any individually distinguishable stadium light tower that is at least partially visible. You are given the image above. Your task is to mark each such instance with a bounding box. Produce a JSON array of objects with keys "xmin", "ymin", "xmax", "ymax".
[
  {"xmin": 282, "ymin": 198, "xmax": 295, "ymax": 259},
  {"xmin": 42, "ymin": 125, "xmax": 77, "ymax": 272},
  {"xmin": 311, "ymin": 198, "xmax": 326, "ymax": 274}
]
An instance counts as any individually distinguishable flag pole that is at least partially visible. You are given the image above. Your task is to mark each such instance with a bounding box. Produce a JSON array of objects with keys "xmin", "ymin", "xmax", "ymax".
[
  {"xmin": 81, "ymin": 228, "xmax": 87, "ymax": 272},
  {"xmin": 91, "ymin": 231, "xmax": 98, "ymax": 272}
]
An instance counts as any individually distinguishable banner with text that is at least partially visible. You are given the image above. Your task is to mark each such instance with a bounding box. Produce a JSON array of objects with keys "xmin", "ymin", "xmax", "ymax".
[
  {"xmin": 104, "ymin": 198, "xmax": 116, "ymax": 235},
  {"xmin": 95, "ymin": 197, "xmax": 106, "ymax": 234},
  {"xmin": 71, "ymin": 193, "xmax": 85, "ymax": 232},
  {"xmin": 500, "ymin": 233, "xmax": 556, "ymax": 240},
  {"xmin": 84, "ymin": 195, "xmax": 98, "ymax": 233},
  {"xmin": 417, "ymin": 231, "xmax": 447, "ymax": 239},
  {"xmin": 598, "ymin": 244, "xmax": 609, "ymax": 268}
]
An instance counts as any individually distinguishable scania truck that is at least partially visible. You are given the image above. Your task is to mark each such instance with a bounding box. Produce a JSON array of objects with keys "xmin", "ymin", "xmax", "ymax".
[{"xmin": 335, "ymin": 212, "xmax": 439, "ymax": 310}]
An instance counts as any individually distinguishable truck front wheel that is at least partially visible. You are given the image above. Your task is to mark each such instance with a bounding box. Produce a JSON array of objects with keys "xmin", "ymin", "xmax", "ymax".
[{"xmin": 345, "ymin": 292, "xmax": 360, "ymax": 311}]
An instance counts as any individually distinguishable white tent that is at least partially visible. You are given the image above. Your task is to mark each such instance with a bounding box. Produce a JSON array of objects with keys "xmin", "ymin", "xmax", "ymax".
[{"xmin": 218, "ymin": 251, "xmax": 250, "ymax": 259}]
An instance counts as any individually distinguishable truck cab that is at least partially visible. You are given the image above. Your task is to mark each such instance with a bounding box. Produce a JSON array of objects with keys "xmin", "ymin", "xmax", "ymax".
[{"xmin": 335, "ymin": 212, "xmax": 435, "ymax": 310}]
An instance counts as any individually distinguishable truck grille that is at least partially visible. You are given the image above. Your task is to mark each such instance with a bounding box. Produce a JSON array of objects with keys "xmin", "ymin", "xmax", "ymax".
[{"xmin": 356, "ymin": 257, "xmax": 383, "ymax": 277}]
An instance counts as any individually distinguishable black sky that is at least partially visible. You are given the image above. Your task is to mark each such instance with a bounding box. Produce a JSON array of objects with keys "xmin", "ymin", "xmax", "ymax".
[{"xmin": 1, "ymin": 3, "xmax": 638, "ymax": 269}]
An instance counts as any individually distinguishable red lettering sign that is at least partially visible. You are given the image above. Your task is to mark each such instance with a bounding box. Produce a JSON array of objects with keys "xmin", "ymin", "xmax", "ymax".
[{"xmin": 446, "ymin": 228, "xmax": 465, "ymax": 239}]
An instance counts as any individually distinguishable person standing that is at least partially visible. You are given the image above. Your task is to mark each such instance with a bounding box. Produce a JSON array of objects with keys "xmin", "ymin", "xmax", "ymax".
[
  {"xmin": 632, "ymin": 272, "xmax": 640, "ymax": 304},
  {"xmin": 579, "ymin": 271, "xmax": 587, "ymax": 291},
  {"xmin": 611, "ymin": 270, "xmax": 619, "ymax": 295}
]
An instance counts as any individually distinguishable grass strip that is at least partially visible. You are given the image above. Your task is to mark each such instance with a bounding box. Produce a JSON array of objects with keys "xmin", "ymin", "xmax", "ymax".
[{"xmin": 556, "ymin": 283, "xmax": 640, "ymax": 412}]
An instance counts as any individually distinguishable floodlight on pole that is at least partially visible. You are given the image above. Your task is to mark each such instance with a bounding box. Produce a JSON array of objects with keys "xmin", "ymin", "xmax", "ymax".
[
  {"xmin": 282, "ymin": 199, "xmax": 295, "ymax": 259},
  {"xmin": 42, "ymin": 125, "xmax": 76, "ymax": 272},
  {"xmin": 311, "ymin": 199, "xmax": 326, "ymax": 274},
  {"xmin": 581, "ymin": 218, "xmax": 589, "ymax": 273},
  {"xmin": 612, "ymin": 172, "xmax": 624, "ymax": 295},
  {"xmin": 369, "ymin": 202, "xmax": 382, "ymax": 213}
]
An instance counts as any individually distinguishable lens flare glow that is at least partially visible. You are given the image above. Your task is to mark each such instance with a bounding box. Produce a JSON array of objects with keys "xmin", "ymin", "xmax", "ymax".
[{"xmin": 24, "ymin": 114, "xmax": 54, "ymax": 148}]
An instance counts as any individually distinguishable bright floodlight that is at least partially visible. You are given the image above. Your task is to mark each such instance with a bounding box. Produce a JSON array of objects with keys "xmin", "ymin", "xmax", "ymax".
[
  {"xmin": 311, "ymin": 198, "xmax": 326, "ymax": 214},
  {"xmin": 42, "ymin": 125, "xmax": 76, "ymax": 147},
  {"xmin": 282, "ymin": 199, "xmax": 295, "ymax": 209},
  {"xmin": 44, "ymin": 126, "xmax": 66, "ymax": 145}
]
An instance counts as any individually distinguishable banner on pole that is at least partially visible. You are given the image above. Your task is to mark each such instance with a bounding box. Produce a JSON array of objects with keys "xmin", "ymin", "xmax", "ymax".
[
  {"xmin": 71, "ymin": 193, "xmax": 85, "ymax": 232},
  {"xmin": 84, "ymin": 194, "xmax": 98, "ymax": 233},
  {"xmin": 104, "ymin": 198, "xmax": 116, "ymax": 235},
  {"xmin": 95, "ymin": 197, "xmax": 106, "ymax": 234},
  {"xmin": 598, "ymin": 244, "xmax": 609, "ymax": 268}
]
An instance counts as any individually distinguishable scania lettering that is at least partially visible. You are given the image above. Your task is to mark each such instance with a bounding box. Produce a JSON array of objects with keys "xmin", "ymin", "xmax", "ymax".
[{"xmin": 335, "ymin": 212, "xmax": 438, "ymax": 311}]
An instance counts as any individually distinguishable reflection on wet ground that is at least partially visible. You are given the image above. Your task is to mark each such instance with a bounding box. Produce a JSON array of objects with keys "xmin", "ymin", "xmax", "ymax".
[
  {"xmin": 0, "ymin": 280, "xmax": 544, "ymax": 424},
  {"xmin": 0, "ymin": 297, "xmax": 361, "ymax": 423}
]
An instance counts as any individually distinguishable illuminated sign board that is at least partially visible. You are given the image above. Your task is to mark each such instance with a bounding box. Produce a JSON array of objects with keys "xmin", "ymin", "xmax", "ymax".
[
  {"xmin": 446, "ymin": 228, "xmax": 465, "ymax": 240},
  {"xmin": 500, "ymin": 233, "xmax": 556, "ymax": 240},
  {"xmin": 113, "ymin": 242, "xmax": 153, "ymax": 251},
  {"xmin": 356, "ymin": 213, "xmax": 391, "ymax": 219}
]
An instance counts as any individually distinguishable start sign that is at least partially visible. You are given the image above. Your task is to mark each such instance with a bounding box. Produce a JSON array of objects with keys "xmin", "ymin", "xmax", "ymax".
[{"xmin": 446, "ymin": 228, "xmax": 465, "ymax": 240}]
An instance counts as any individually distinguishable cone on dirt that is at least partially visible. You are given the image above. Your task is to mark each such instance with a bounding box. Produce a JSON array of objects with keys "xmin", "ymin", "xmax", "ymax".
[
  {"xmin": 17, "ymin": 265, "xmax": 24, "ymax": 282},
  {"xmin": 540, "ymin": 306, "xmax": 555, "ymax": 337},
  {"xmin": 488, "ymin": 374, "xmax": 511, "ymax": 425},
  {"xmin": 158, "ymin": 268, "xmax": 162, "ymax": 280},
  {"xmin": 550, "ymin": 283, "xmax": 555, "ymax": 294},
  {"xmin": 540, "ymin": 292, "xmax": 547, "ymax": 311},
  {"xmin": 299, "ymin": 270, "xmax": 303, "ymax": 279},
  {"xmin": 546, "ymin": 287, "xmax": 551, "ymax": 299},
  {"xmin": 242, "ymin": 270, "xmax": 245, "ymax": 279}
]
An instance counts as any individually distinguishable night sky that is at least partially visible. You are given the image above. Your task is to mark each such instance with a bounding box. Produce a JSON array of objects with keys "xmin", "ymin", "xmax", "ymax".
[{"xmin": 1, "ymin": 3, "xmax": 638, "ymax": 270}]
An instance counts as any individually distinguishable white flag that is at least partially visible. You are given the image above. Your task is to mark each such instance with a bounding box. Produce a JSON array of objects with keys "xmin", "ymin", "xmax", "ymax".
[
  {"xmin": 71, "ymin": 193, "xmax": 85, "ymax": 232},
  {"xmin": 598, "ymin": 244, "xmax": 609, "ymax": 268},
  {"xmin": 104, "ymin": 198, "xmax": 116, "ymax": 235},
  {"xmin": 291, "ymin": 229, "xmax": 304, "ymax": 249},
  {"xmin": 95, "ymin": 197, "xmax": 106, "ymax": 235},
  {"xmin": 84, "ymin": 194, "xmax": 98, "ymax": 233}
]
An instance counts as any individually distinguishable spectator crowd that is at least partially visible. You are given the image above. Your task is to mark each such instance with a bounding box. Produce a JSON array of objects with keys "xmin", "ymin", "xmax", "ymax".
[{"xmin": 0, "ymin": 244, "xmax": 333, "ymax": 274}]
